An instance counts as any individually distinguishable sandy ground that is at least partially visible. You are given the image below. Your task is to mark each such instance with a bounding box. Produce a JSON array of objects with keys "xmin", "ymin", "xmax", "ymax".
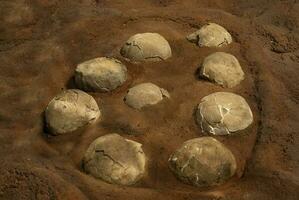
[{"xmin": 0, "ymin": 0, "xmax": 299, "ymax": 199}]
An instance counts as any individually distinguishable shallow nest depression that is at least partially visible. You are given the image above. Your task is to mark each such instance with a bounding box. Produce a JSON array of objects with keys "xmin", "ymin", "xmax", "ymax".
[{"xmin": 0, "ymin": 0, "xmax": 299, "ymax": 200}]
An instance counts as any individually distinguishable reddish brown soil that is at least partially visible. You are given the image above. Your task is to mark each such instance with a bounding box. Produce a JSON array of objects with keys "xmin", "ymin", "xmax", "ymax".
[{"xmin": 1, "ymin": 0, "xmax": 299, "ymax": 199}]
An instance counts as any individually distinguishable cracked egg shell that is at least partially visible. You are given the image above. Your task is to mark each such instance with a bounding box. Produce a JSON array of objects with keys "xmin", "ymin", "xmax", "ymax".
[
  {"xmin": 124, "ymin": 82, "xmax": 170, "ymax": 109},
  {"xmin": 169, "ymin": 137, "xmax": 237, "ymax": 187},
  {"xmin": 186, "ymin": 23, "xmax": 232, "ymax": 47},
  {"xmin": 120, "ymin": 33, "xmax": 172, "ymax": 62},
  {"xmin": 45, "ymin": 89, "xmax": 101, "ymax": 135},
  {"xmin": 196, "ymin": 92, "xmax": 253, "ymax": 135},
  {"xmin": 75, "ymin": 57, "xmax": 127, "ymax": 92},
  {"xmin": 200, "ymin": 52, "xmax": 244, "ymax": 88},
  {"xmin": 83, "ymin": 133, "xmax": 146, "ymax": 185}
]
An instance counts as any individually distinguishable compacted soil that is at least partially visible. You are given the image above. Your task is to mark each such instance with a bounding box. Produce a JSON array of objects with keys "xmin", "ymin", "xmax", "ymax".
[{"xmin": 0, "ymin": 0, "xmax": 299, "ymax": 199}]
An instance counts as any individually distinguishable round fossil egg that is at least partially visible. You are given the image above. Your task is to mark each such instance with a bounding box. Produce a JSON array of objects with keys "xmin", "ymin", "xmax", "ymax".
[
  {"xmin": 83, "ymin": 133, "xmax": 146, "ymax": 185},
  {"xmin": 187, "ymin": 23, "xmax": 232, "ymax": 47},
  {"xmin": 169, "ymin": 137, "xmax": 237, "ymax": 187},
  {"xmin": 120, "ymin": 33, "xmax": 172, "ymax": 62},
  {"xmin": 196, "ymin": 92, "xmax": 253, "ymax": 135},
  {"xmin": 200, "ymin": 52, "xmax": 244, "ymax": 88},
  {"xmin": 45, "ymin": 89, "xmax": 101, "ymax": 135},
  {"xmin": 124, "ymin": 82, "xmax": 170, "ymax": 109},
  {"xmin": 75, "ymin": 57, "xmax": 127, "ymax": 92}
]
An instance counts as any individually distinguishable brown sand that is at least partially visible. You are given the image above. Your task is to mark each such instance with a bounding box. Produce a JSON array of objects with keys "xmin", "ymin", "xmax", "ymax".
[{"xmin": 0, "ymin": 0, "xmax": 299, "ymax": 199}]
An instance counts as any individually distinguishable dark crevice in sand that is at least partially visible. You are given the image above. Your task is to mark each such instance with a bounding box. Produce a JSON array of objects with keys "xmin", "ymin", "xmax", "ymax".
[
  {"xmin": 243, "ymin": 62, "xmax": 264, "ymax": 177},
  {"xmin": 122, "ymin": 15, "xmax": 202, "ymax": 29},
  {"xmin": 235, "ymin": 32, "xmax": 265, "ymax": 177}
]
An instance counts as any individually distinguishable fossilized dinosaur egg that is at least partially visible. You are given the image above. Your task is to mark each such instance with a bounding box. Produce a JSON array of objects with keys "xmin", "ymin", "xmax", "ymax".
[
  {"xmin": 187, "ymin": 23, "xmax": 232, "ymax": 47},
  {"xmin": 196, "ymin": 92, "xmax": 253, "ymax": 135},
  {"xmin": 75, "ymin": 57, "xmax": 127, "ymax": 92},
  {"xmin": 120, "ymin": 33, "xmax": 172, "ymax": 62},
  {"xmin": 169, "ymin": 137, "xmax": 237, "ymax": 187},
  {"xmin": 200, "ymin": 52, "xmax": 244, "ymax": 88},
  {"xmin": 83, "ymin": 133, "xmax": 146, "ymax": 185},
  {"xmin": 45, "ymin": 89, "xmax": 101, "ymax": 135},
  {"xmin": 124, "ymin": 82, "xmax": 170, "ymax": 109}
]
